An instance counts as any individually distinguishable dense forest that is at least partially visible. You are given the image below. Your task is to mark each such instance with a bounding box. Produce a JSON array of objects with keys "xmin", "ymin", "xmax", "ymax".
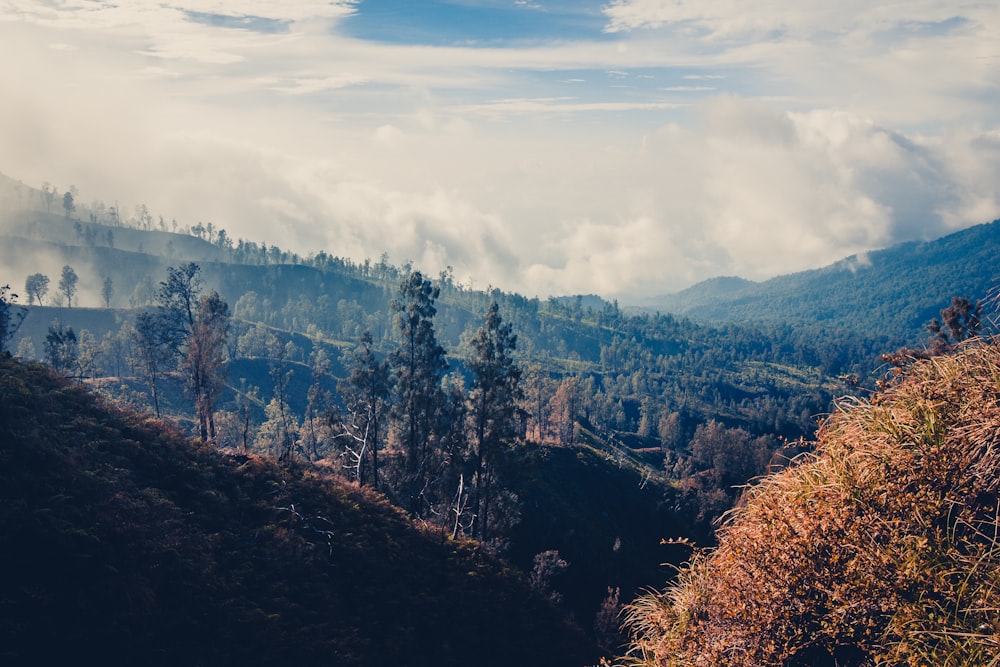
[{"xmin": 2, "ymin": 173, "xmax": 998, "ymax": 661}]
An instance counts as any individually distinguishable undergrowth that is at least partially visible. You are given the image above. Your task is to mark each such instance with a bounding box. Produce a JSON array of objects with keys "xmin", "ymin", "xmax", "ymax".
[{"xmin": 622, "ymin": 340, "xmax": 1000, "ymax": 666}]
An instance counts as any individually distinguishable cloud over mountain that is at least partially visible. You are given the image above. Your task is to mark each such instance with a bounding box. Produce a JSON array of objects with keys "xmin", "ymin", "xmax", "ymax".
[{"xmin": 1, "ymin": 0, "xmax": 998, "ymax": 299}]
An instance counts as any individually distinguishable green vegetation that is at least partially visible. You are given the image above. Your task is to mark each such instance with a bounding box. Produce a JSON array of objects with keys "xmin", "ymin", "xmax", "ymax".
[
  {"xmin": 5, "ymin": 174, "xmax": 1000, "ymax": 660},
  {"xmin": 623, "ymin": 339, "xmax": 1000, "ymax": 666},
  {"xmin": 649, "ymin": 219, "xmax": 1000, "ymax": 347}
]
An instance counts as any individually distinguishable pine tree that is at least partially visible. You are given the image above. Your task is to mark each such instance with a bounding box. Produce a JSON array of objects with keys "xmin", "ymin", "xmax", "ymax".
[
  {"xmin": 389, "ymin": 271, "xmax": 448, "ymax": 513},
  {"xmin": 467, "ymin": 300, "xmax": 523, "ymax": 541}
]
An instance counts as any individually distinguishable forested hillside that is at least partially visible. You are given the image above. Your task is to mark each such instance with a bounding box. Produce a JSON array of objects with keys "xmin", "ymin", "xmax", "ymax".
[
  {"xmin": 2, "ymin": 174, "xmax": 996, "ymax": 654},
  {"xmin": 647, "ymin": 220, "xmax": 1000, "ymax": 345}
]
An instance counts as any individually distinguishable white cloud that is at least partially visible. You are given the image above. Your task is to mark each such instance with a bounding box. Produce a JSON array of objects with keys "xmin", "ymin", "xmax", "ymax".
[
  {"xmin": 183, "ymin": 0, "xmax": 358, "ymax": 22},
  {"xmin": 373, "ymin": 125, "xmax": 404, "ymax": 147},
  {"xmin": 2, "ymin": 1, "xmax": 1000, "ymax": 303},
  {"xmin": 660, "ymin": 86, "xmax": 714, "ymax": 92},
  {"xmin": 601, "ymin": 0, "xmax": 986, "ymax": 38},
  {"xmin": 454, "ymin": 97, "xmax": 684, "ymax": 117},
  {"xmin": 272, "ymin": 74, "xmax": 369, "ymax": 94},
  {"xmin": 1, "ymin": 0, "xmax": 357, "ymax": 26},
  {"xmin": 1, "ymin": 0, "xmax": 357, "ymax": 65}
]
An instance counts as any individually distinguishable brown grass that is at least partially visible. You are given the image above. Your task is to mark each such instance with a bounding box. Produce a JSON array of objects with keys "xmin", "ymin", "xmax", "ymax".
[{"xmin": 622, "ymin": 341, "xmax": 1000, "ymax": 666}]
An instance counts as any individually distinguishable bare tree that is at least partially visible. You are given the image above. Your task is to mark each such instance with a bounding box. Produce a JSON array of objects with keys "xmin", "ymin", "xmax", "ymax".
[
  {"xmin": 41, "ymin": 182, "xmax": 55, "ymax": 213},
  {"xmin": 335, "ymin": 331, "xmax": 393, "ymax": 488}
]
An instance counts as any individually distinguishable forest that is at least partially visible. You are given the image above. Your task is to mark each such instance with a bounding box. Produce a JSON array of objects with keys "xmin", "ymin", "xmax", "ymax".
[{"xmin": 2, "ymin": 174, "xmax": 998, "ymax": 661}]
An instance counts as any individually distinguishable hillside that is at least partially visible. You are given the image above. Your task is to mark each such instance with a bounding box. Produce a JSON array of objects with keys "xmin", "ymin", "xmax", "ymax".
[
  {"xmin": 7, "ymin": 175, "xmax": 990, "ymax": 653},
  {"xmin": 645, "ymin": 220, "xmax": 1000, "ymax": 346},
  {"xmin": 623, "ymin": 339, "xmax": 1000, "ymax": 666},
  {"xmin": 0, "ymin": 354, "xmax": 597, "ymax": 666}
]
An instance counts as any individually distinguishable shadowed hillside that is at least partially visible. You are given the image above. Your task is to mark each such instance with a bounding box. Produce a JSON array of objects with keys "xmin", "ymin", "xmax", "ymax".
[
  {"xmin": 623, "ymin": 339, "xmax": 1000, "ymax": 666},
  {"xmin": 0, "ymin": 354, "xmax": 597, "ymax": 667}
]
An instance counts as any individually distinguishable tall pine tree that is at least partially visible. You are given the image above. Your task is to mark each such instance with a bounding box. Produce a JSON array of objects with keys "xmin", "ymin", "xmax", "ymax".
[
  {"xmin": 390, "ymin": 271, "xmax": 448, "ymax": 513},
  {"xmin": 467, "ymin": 300, "xmax": 523, "ymax": 541}
]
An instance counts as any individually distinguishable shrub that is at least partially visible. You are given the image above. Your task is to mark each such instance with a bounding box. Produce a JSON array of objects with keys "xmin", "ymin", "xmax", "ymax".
[{"xmin": 624, "ymin": 340, "xmax": 1000, "ymax": 666}]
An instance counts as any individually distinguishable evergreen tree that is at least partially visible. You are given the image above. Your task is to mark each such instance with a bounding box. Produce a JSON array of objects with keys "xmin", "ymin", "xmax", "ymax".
[
  {"xmin": 467, "ymin": 301, "xmax": 523, "ymax": 541},
  {"xmin": 389, "ymin": 271, "xmax": 448, "ymax": 513}
]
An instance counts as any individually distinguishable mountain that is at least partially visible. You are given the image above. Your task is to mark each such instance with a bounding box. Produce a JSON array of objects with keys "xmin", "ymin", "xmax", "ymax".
[
  {"xmin": 644, "ymin": 220, "xmax": 1000, "ymax": 346},
  {"xmin": 640, "ymin": 276, "xmax": 754, "ymax": 315},
  {"xmin": 0, "ymin": 354, "xmax": 596, "ymax": 666},
  {"xmin": 7, "ymin": 174, "xmax": 988, "ymax": 652}
]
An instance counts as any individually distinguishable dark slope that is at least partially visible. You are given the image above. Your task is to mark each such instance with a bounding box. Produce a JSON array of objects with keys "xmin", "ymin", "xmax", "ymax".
[
  {"xmin": 646, "ymin": 219, "xmax": 1000, "ymax": 344},
  {"xmin": 0, "ymin": 355, "xmax": 596, "ymax": 667}
]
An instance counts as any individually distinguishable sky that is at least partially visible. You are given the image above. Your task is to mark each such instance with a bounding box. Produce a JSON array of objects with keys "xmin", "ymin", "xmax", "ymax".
[{"xmin": 1, "ymin": 0, "xmax": 999, "ymax": 302}]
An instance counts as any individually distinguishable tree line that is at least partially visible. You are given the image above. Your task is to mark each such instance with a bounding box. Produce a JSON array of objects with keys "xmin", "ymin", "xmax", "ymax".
[
  {"xmin": 11, "ymin": 263, "xmax": 531, "ymax": 543},
  {"xmin": 300, "ymin": 270, "xmax": 526, "ymax": 542}
]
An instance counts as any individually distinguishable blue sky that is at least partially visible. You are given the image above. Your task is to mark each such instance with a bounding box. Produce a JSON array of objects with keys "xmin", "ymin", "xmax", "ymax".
[
  {"xmin": 343, "ymin": 0, "xmax": 610, "ymax": 45},
  {"xmin": 1, "ymin": 1, "xmax": 999, "ymax": 301}
]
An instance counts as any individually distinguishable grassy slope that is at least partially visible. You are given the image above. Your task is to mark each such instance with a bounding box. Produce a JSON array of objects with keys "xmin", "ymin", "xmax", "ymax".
[
  {"xmin": 0, "ymin": 355, "xmax": 596, "ymax": 667},
  {"xmin": 623, "ymin": 341, "xmax": 1000, "ymax": 666}
]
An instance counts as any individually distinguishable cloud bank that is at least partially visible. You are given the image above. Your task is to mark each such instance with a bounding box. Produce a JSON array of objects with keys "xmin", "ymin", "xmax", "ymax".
[{"xmin": 0, "ymin": 0, "xmax": 998, "ymax": 301}]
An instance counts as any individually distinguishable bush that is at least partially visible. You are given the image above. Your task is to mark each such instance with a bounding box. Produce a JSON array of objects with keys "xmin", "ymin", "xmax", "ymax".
[{"xmin": 624, "ymin": 340, "xmax": 1000, "ymax": 666}]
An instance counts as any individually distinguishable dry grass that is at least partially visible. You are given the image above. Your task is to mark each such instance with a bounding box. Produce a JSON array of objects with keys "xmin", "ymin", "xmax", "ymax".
[{"xmin": 623, "ymin": 340, "xmax": 1000, "ymax": 666}]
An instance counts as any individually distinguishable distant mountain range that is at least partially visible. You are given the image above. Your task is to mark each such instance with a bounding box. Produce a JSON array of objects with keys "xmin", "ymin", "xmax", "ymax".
[{"xmin": 641, "ymin": 220, "xmax": 1000, "ymax": 345}]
